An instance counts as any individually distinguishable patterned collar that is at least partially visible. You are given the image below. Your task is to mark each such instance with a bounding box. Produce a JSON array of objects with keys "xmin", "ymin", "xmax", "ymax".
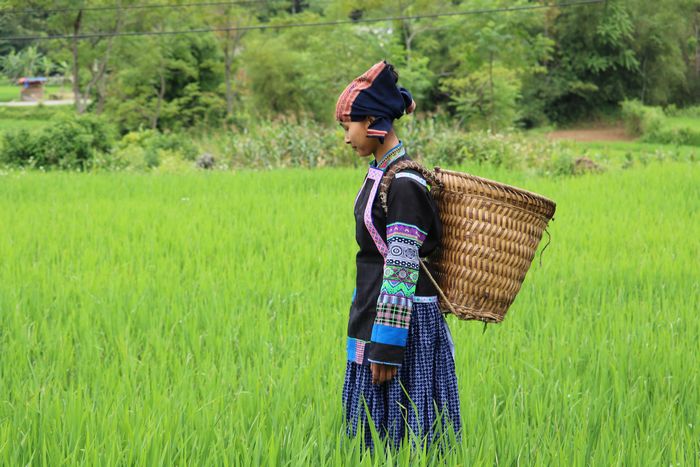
[{"xmin": 370, "ymin": 140, "xmax": 405, "ymax": 171}]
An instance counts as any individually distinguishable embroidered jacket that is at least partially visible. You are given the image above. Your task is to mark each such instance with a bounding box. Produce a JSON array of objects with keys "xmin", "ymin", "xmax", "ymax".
[{"xmin": 347, "ymin": 141, "xmax": 442, "ymax": 367}]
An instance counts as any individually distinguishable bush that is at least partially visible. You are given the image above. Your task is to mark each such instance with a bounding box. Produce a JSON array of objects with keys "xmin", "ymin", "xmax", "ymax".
[
  {"xmin": 0, "ymin": 105, "xmax": 72, "ymax": 121},
  {"xmin": 620, "ymin": 99, "xmax": 664, "ymax": 136},
  {"xmin": 642, "ymin": 126, "xmax": 700, "ymax": 147},
  {"xmin": 619, "ymin": 101, "xmax": 700, "ymax": 146},
  {"xmin": 112, "ymin": 130, "xmax": 199, "ymax": 170},
  {"xmin": 665, "ymin": 105, "xmax": 700, "ymax": 118},
  {"xmin": 0, "ymin": 114, "xmax": 115, "ymax": 170},
  {"xmin": 402, "ymin": 120, "xmax": 584, "ymax": 175},
  {"xmin": 216, "ymin": 117, "xmax": 358, "ymax": 169},
  {"xmin": 196, "ymin": 116, "xmax": 599, "ymax": 175}
]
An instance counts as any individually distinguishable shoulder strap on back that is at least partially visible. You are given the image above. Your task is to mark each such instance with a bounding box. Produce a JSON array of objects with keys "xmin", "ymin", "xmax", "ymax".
[{"xmin": 378, "ymin": 159, "xmax": 442, "ymax": 215}]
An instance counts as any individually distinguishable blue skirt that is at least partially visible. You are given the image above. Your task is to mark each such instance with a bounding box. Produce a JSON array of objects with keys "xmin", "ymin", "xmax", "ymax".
[{"xmin": 342, "ymin": 298, "xmax": 462, "ymax": 451}]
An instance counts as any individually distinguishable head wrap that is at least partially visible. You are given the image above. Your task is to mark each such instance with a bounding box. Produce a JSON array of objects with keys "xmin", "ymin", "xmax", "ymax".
[{"xmin": 335, "ymin": 60, "xmax": 416, "ymax": 144}]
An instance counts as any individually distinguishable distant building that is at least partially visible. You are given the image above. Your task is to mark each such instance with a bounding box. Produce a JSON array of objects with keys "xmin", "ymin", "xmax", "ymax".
[{"xmin": 17, "ymin": 77, "xmax": 48, "ymax": 102}]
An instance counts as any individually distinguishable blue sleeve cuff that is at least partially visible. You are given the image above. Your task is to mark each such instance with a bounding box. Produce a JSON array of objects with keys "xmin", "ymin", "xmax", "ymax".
[{"xmin": 371, "ymin": 323, "xmax": 409, "ymax": 347}]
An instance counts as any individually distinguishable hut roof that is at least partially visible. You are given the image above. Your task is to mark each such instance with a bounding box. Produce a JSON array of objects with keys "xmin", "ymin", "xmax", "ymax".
[{"xmin": 17, "ymin": 77, "xmax": 48, "ymax": 85}]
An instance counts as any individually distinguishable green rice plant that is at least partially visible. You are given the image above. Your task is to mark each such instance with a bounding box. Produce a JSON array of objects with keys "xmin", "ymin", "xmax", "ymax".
[
  {"xmin": 0, "ymin": 84, "xmax": 18, "ymax": 102},
  {"xmin": 0, "ymin": 161, "xmax": 698, "ymax": 465}
]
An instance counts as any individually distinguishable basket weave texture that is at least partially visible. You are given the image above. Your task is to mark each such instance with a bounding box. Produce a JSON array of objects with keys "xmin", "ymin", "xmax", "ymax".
[{"xmin": 380, "ymin": 162, "xmax": 556, "ymax": 323}]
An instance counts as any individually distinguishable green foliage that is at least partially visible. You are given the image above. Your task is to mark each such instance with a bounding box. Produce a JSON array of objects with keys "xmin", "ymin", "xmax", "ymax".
[
  {"xmin": 112, "ymin": 130, "xmax": 199, "ymax": 170},
  {"xmin": 440, "ymin": 65, "xmax": 522, "ymax": 131},
  {"xmin": 620, "ymin": 99, "xmax": 665, "ymax": 136},
  {"xmin": 240, "ymin": 34, "xmax": 310, "ymax": 117},
  {"xmin": 533, "ymin": 0, "xmax": 696, "ymax": 122},
  {"xmin": 0, "ymin": 46, "xmax": 49, "ymax": 80},
  {"xmin": 209, "ymin": 117, "xmax": 356, "ymax": 169},
  {"xmin": 621, "ymin": 99, "xmax": 700, "ymax": 146},
  {"xmin": 239, "ymin": 16, "xmax": 383, "ymax": 122},
  {"xmin": 0, "ymin": 105, "xmax": 71, "ymax": 121},
  {"xmin": 2, "ymin": 0, "xmax": 698, "ymax": 134},
  {"xmin": 169, "ymin": 83, "xmax": 227, "ymax": 130},
  {"xmin": 642, "ymin": 125, "xmax": 700, "ymax": 147},
  {"xmin": 0, "ymin": 114, "xmax": 115, "ymax": 170},
  {"xmin": 405, "ymin": 122, "xmax": 586, "ymax": 176},
  {"xmin": 665, "ymin": 105, "xmax": 700, "ymax": 118},
  {"xmin": 105, "ymin": 33, "xmax": 225, "ymax": 133}
]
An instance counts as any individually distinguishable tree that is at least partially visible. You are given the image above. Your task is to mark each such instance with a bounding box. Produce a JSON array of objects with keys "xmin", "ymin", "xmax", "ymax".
[
  {"xmin": 209, "ymin": 5, "xmax": 256, "ymax": 118},
  {"xmin": 0, "ymin": 46, "xmax": 46, "ymax": 80}
]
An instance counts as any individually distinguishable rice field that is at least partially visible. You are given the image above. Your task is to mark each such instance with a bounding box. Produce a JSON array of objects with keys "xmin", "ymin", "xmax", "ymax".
[
  {"xmin": 0, "ymin": 83, "xmax": 66, "ymax": 103},
  {"xmin": 0, "ymin": 84, "xmax": 17, "ymax": 103},
  {"xmin": 0, "ymin": 161, "xmax": 698, "ymax": 465}
]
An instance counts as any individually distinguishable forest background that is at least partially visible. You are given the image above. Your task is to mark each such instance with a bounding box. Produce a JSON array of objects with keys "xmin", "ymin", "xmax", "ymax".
[{"xmin": 0, "ymin": 0, "xmax": 698, "ymax": 172}]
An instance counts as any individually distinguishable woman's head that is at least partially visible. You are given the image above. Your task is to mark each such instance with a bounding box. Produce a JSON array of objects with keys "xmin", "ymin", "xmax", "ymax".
[
  {"xmin": 335, "ymin": 60, "xmax": 415, "ymax": 149},
  {"xmin": 340, "ymin": 116, "xmax": 387, "ymax": 157}
]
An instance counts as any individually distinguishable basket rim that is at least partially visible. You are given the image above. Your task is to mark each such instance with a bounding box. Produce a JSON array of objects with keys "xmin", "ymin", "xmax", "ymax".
[
  {"xmin": 433, "ymin": 166, "xmax": 557, "ymax": 212},
  {"xmin": 436, "ymin": 190, "xmax": 554, "ymax": 225}
]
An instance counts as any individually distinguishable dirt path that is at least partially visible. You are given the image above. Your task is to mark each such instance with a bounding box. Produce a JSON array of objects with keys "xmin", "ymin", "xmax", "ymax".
[
  {"xmin": 546, "ymin": 126, "xmax": 635, "ymax": 142},
  {"xmin": 0, "ymin": 99, "xmax": 76, "ymax": 107}
]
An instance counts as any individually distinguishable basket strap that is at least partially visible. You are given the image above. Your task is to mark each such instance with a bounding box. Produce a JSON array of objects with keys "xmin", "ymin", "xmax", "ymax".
[
  {"xmin": 378, "ymin": 160, "xmax": 442, "ymax": 214},
  {"xmin": 418, "ymin": 259, "xmax": 457, "ymax": 316},
  {"xmin": 378, "ymin": 159, "xmax": 457, "ymax": 316}
]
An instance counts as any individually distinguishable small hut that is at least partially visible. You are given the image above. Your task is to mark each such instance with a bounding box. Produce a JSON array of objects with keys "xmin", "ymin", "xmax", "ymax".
[{"xmin": 17, "ymin": 77, "xmax": 48, "ymax": 102}]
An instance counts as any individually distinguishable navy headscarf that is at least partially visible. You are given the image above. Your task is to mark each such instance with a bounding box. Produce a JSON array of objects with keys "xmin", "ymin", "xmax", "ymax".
[{"xmin": 335, "ymin": 60, "xmax": 416, "ymax": 144}]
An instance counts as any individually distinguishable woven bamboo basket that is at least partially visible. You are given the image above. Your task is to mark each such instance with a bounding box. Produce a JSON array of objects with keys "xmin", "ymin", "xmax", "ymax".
[{"xmin": 380, "ymin": 162, "xmax": 556, "ymax": 323}]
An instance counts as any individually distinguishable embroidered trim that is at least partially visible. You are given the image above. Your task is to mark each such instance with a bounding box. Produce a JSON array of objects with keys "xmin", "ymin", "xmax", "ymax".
[
  {"xmin": 364, "ymin": 168, "xmax": 389, "ymax": 257},
  {"xmin": 372, "ymin": 221, "xmax": 426, "ymax": 348},
  {"xmin": 395, "ymin": 171, "xmax": 427, "ymax": 187},
  {"xmin": 387, "ymin": 222, "xmax": 427, "ymax": 244},
  {"xmin": 335, "ymin": 62, "xmax": 385, "ymax": 122},
  {"xmin": 413, "ymin": 295, "xmax": 438, "ymax": 303},
  {"xmin": 370, "ymin": 141, "xmax": 406, "ymax": 171},
  {"xmin": 347, "ymin": 337, "xmax": 368, "ymax": 364}
]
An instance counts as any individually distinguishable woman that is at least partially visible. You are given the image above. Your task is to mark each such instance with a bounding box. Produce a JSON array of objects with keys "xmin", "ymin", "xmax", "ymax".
[{"xmin": 336, "ymin": 60, "xmax": 461, "ymax": 451}]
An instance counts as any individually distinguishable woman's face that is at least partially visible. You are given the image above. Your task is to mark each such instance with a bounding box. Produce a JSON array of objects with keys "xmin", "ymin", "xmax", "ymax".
[{"xmin": 340, "ymin": 118, "xmax": 379, "ymax": 158}]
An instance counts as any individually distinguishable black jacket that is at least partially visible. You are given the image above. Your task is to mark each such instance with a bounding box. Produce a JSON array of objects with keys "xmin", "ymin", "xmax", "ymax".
[{"xmin": 346, "ymin": 142, "xmax": 442, "ymax": 367}]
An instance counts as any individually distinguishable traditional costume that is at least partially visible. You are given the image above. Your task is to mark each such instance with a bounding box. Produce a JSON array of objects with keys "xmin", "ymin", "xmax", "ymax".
[{"xmin": 336, "ymin": 60, "xmax": 461, "ymax": 450}]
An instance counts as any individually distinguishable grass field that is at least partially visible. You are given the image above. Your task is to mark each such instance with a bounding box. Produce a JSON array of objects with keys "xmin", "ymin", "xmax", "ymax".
[
  {"xmin": 664, "ymin": 116, "xmax": 700, "ymax": 130},
  {"xmin": 0, "ymin": 82, "xmax": 68, "ymax": 103},
  {"xmin": 0, "ymin": 84, "xmax": 17, "ymax": 103},
  {"xmin": 0, "ymin": 161, "xmax": 698, "ymax": 464},
  {"xmin": 575, "ymin": 140, "xmax": 699, "ymax": 165},
  {"xmin": 0, "ymin": 106, "xmax": 72, "ymax": 142}
]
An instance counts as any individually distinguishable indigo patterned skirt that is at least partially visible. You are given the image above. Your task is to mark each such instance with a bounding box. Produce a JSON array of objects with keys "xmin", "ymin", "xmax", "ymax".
[{"xmin": 342, "ymin": 297, "xmax": 462, "ymax": 451}]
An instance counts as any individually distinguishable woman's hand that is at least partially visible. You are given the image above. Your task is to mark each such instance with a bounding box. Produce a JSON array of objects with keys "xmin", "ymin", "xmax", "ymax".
[{"xmin": 370, "ymin": 362, "xmax": 398, "ymax": 385}]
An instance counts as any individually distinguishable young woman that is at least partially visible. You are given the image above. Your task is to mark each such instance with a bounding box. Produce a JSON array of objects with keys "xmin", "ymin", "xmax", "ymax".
[{"xmin": 336, "ymin": 60, "xmax": 461, "ymax": 451}]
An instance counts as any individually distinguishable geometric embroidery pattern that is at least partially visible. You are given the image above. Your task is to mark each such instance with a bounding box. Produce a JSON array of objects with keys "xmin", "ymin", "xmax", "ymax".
[
  {"xmin": 372, "ymin": 222, "xmax": 426, "ymax": 345},
  {"xmin": 362, "ymin": 142, "xmax": 407, "ymax": 258},
  {"xmin": 346, "ymin": 337, "xmax": 368, "ymax": 364},
  {"xmin": 364, "ymin": 168, "xmax": 389, "ymax": 257},
  {"xmin": 371, "ymin": 143, "xmax": 406, "ymax": 171}
]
